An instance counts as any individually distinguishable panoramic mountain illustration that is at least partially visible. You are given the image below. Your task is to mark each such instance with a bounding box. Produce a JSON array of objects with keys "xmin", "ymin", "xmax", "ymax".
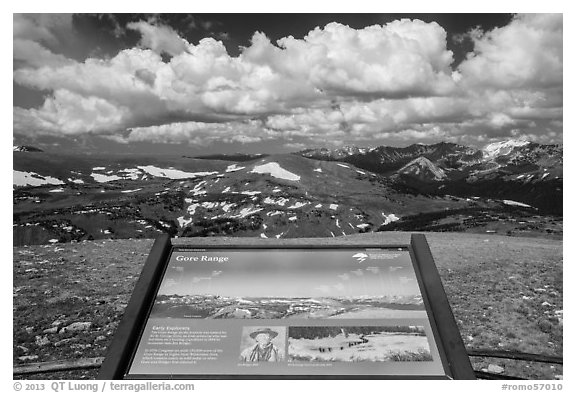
[
  {"xmin": 150, "ymin": 294, "xmax": 425, "ymax": 320},
  {"xmin": 13, "ymin": 139, "xmax": 562, "ymax": 246}
]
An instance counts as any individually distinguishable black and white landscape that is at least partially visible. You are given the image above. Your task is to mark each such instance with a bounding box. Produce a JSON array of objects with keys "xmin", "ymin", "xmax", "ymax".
[
  {"xmin": 12, "ymin": 13, "xmax": 563, "ymax": 380},
  {"xmin": 13, "ymin": 13, "xmax": 563, "ymax": 246},
  {"xmin": 14, "ymin": 139, "xmax": 562, "ymax": 246}
]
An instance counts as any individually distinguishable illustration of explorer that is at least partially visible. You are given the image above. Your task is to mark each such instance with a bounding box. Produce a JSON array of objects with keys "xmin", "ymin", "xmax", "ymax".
[{"xmin": 240, "ymin": 327, "xmax": 284, "ymax": 362}]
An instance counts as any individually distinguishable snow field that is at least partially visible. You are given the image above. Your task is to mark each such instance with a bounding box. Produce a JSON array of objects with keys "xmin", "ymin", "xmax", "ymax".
[
  {"xmin": 288, "ymin": 332, "xmax": 431, "ymax": 362},
  {"xmin": 250, "ymin": 162, "xmax": 301, "ymax": 181}
]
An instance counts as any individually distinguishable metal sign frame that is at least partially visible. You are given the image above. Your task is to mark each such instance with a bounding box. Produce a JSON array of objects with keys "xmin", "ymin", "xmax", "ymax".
[{"xmin": 98, "ymin": 234, "xmax": 475, "ymax": 380}]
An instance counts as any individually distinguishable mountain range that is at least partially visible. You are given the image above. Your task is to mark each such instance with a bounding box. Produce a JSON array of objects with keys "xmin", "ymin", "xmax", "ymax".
[
  {"xmin": 13, "ymin": 139, "xmax": 562, "ymax": 245},
  {"xmin": 296, "ymin": 140, "xmax": 562, "ymax": 214}
]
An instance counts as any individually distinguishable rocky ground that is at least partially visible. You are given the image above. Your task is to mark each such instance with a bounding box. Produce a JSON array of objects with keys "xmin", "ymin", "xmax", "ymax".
[
  {"xmin": 13, "ymin": 232, "xmax": 562, "ymax": 380},
  {"xmin": 13, "ymin": 239, "xmax": 153, "ymax": 379}
]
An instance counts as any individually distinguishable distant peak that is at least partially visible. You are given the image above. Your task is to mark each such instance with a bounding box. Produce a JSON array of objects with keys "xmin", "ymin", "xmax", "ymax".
[
  {"xmin": 13, "ymin": 145, "xmax": 43, "ymax": 152},
  {"xmin": 483, "ymin": 139, "xmax": 531, "ymax": 160},
  {"xmin": 399, "ymin": 156, "xmax": 447, "ymax": 181}
]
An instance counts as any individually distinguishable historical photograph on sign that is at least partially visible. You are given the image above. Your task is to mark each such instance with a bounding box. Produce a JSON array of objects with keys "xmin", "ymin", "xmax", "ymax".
[
  {"xmin": 288, "ymin": 326, "xmax": 432, "ymax": 363},
  {"xmin": 149, "ymin": 249, "xmax": 426, "ymax": 320},
  {"xmin": 239, "ymin": 326, "xmax": 286, "ymax": 362}
]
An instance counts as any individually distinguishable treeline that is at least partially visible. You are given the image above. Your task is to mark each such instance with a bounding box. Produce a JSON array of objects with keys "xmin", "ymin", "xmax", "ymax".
[{"xmin": 289, "ymin": 326, "xmax": 425, "ymax": 340}]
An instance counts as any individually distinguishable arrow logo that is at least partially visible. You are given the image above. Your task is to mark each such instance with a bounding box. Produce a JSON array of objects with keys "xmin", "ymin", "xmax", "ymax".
[{"xmin": 352, "ymin": 252, "xmax": 368, "ymax": 263}]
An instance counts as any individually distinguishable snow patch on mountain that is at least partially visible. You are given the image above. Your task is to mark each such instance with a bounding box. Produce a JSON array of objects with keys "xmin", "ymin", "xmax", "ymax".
[
  {"xmin": 264, "ymin": 196, "xmax": 289, "ymax": 206},
  {"xmin": 221, "ymin": 202, "xmax": 235, "ymax": 212},
  {"xmin": 137, "ymin": 165, "xmax": 217, "ymax": 179},
  {"xmin": 91, "ymin": 173, "xmax": 122, "ymax": 183},
  {"xmin": 177, "ymin": 216, "xmax": 193, "ymax": 227},
  {"xmin": 226, "ymin": 164, "xmax": 245, "ymax": 172},
  {"xmin": 231, "ymin": 207, "xmax": 263, "ymax": 219},
  {"xmin": 382, "ymin": 213, "xmax": 400, "ymax": 225},
  {"xmin": 118, "ymin": 168, "xmax": 142, "ymax": 180},
  {"xmin": 13, "ymin": 145, "xmax": 43, "ymax": 152},
  {"xmin": 483, "ymin": 140, "xmax": 530, "ymax": 160},
  {"xmin": 250, "ymin": 162, "xmax": 300, "ymax": 181},
  {"xmin": 14, "ymin": 171, "xmax": 65, "ymax": 187},
  {"xmin": 503, "ymin": 200, "xmax": 533, "ymax": 208}
]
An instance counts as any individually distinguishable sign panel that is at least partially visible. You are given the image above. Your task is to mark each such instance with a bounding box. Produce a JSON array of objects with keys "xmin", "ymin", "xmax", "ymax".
[
  {"xmin": 125, "ymin": 247, "xmax": 446, "ymax": 378},
  {"xmin": 98, "ymin": 234, "xmax": 475, "ymax": 379}
]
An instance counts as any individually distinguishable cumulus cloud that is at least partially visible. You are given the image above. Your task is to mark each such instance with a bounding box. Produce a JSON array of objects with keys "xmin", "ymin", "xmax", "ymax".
[
  {"xmin": 126, "ymin": 120, "xmax": 274, "ymax": 145},
  {"xmin": 14, "ymin": 90, "xmax": 131, "ymax": 135},
  {"xmin": 243, "ymin": 21, "xmax": 457, "ymax": 98},
  {"xmin": 13, "ymin": 14, "xmax": 72, "ymax": 45},
  {"xmin": 126, "ymin": 20, "xmax": 189, "ymax": 57},
  {"xmin": 12, "ymin": 15, "xmax": 563, "ymax": 148},
  {"xmin": 458, "ymin": 14, "xmax": 562, "ymax": 89},
  {"xmin": 13, "ymin": 14, "xmax": 74, "ymax": 68},
  {"xmin": 14, "ymin": 38, "xmax": 73, "ymax": 68}
]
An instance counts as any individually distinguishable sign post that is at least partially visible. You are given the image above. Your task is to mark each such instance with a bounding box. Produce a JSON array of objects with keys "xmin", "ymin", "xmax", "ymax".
[{"xmin": 98, "ymin": 234, "xmax": 474, "ymax": 379}]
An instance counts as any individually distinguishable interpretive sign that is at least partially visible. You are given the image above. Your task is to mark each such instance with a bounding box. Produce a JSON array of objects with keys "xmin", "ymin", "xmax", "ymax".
[{"xmin": 98, "ymin": 234, "xmax": 475, "ymax": 379}]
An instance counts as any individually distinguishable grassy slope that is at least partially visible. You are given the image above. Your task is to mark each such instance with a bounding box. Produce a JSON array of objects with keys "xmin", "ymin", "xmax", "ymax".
[{"xmin": 13, "ymin": 232, "xmax": 562, "ymax": 379}]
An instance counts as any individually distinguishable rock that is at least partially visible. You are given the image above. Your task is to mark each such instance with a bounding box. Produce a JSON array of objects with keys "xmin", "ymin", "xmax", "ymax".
[
  {"xmin": 54, "ymin": 338, "xmax": 78, "ymax": 347},
  {"xmin": 18, "ymin": 355, "xmax": 38, "ymax": 362},
  {"xmin": 16, "ymin": 345, "xmax": 29, "ymax": 353},
  {"xmin": 43, "ymin": 326, "xmax": 58, "ymax": 334},
  {"xmin": 555, "ymin": 310, "xmax": 563, "ymax": 326},
  {"xmin": 487, "ymin": 364, "xmax": 504, "ymax": 374},
  {"xmin": 60, "ymin": 321, "xmax": 92, "ymax": 334},
  {"xmin": 35, "ymin": 335, "xmax": 50, "ymax": 347},
  {"xmin": 95, "ymin": 335, "xmax": 106, "ymax": 342},
  {"xmin": 51, "ymin": 319, "xmax": 65, "ymax": 327},
  {"xmin": 25, "ymin": 326, "xmax": 34, "ymax": 334}
]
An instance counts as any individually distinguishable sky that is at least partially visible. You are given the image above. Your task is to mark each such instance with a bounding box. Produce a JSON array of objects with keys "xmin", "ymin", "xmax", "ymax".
[
  {"xmin": 157, "ymin": 249, "xmax": 421, "ymax": 298},
  {"xmin": 12, "ymin": 13, "xmax": 563, "ymax": 155}
]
